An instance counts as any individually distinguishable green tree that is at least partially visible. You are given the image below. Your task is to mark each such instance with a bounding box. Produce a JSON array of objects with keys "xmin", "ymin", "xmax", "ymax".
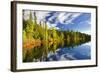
[
  {"xmin": 24, "ymin": 11, "xmax": 34, "ymax": 39},
  {"xmin": 33, "ymin": 11, "xmax": 37, "ymax": 25},
  {"xmin": 22, "ymin": 30, "xmax": 27, "ymax": 42}
]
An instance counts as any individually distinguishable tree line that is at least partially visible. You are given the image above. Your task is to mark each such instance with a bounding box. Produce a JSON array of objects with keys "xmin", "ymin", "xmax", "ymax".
[{"xmin": 23, "ymin": 11, "xmax": 91, "ymax": 47}]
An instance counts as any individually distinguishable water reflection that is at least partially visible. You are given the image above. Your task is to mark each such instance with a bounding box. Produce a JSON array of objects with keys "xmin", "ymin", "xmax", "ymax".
[{"xmin": 23, "ymin": 40, "xmax": 91, "ymax": 62}]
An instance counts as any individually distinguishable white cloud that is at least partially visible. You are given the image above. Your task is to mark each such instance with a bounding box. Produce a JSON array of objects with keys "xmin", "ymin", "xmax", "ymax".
[
  {"xmin": 79, "ymin": 19, "xmax": 91, "ymax": 25},
  {"xmin": 58, "ymin": 13, "xmax": 71, "ymax": 24},
  {"xmin": 35, "ymin": 11, "xmax": 50, "ymax": 24},
  {"xmin": 81, "ymin": 30, "xmax": 91, "ymax": 35},
  {"xmin": 23, "ymin": 10, "xmax": 50, "ymax": 23},
  {"xmin": 23, "ymin": 10, "xmax": 83, "ymax": 30},
  {"xmin": 23, "ymin": 10, "xmax": 82, "ymax": 25},
  {"xmin": 46, "ymin": 12, "xmax": 82, "ymax": 29},
  {"xmin": 47, "ymin": 22, "xmax": 57, "ymax": 29},
  {"xmin": 48, "ymin": 12, "xmax": 59, "ymax": 22},
  {"xmin": 86, "ymin": 19, "xmax": 91, "ymax": 25},
  {"xmin": 58, "ymin": 12, "xmax": 82, "ymax": 25},
  {"xmin": 23, "ymin": 10, "xmax": 30, "ymax": 20}
]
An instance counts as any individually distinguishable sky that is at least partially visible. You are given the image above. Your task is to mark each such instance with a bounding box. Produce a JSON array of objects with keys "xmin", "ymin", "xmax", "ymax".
[{"xmin": 23, "ymin": 10, "xmax": 91, "ymax": 34}]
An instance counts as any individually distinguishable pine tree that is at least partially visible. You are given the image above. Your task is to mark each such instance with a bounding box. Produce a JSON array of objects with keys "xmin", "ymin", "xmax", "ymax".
[
  {"xmin": 25, "ymin": 11, "xmax": 34, "ymax": 39},
  {"xmin": 33, "ymin": 11, "xmax": 37, "ymax": 24}
]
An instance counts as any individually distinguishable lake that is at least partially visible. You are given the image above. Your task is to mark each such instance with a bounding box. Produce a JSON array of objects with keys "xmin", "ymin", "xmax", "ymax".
[{"xmin": 23, "ymin": 41, "xmax": 91, "ymax": 62}]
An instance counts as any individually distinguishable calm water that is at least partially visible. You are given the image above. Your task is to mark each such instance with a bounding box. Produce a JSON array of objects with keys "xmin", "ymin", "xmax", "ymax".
[{"xmin": 23, "ymin": 41, "xmax": 91, "ymax": 62}]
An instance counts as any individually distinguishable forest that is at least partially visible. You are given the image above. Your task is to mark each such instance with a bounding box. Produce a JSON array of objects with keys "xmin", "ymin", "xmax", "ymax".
[{"xmin": 22, "ymin": 11, "xmax": 91, "ymax": 49}]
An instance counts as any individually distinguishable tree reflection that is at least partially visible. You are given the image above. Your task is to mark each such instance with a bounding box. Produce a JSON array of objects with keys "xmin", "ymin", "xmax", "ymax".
[{"xmin": 23, "ymin": 38, "xmax": 90, "ymax": 62}]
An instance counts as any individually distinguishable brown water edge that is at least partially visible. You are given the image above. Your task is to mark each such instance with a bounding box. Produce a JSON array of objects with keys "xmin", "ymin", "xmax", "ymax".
[{"xmin": 23, "ymin": 39, "xmax": 59, "ymax": 49}]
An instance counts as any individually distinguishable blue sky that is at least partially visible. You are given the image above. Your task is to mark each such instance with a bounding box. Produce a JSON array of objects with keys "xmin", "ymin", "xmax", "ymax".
[{"xmin": 23, "ymin": 10, "xmax": 91, "ymax": 34}]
